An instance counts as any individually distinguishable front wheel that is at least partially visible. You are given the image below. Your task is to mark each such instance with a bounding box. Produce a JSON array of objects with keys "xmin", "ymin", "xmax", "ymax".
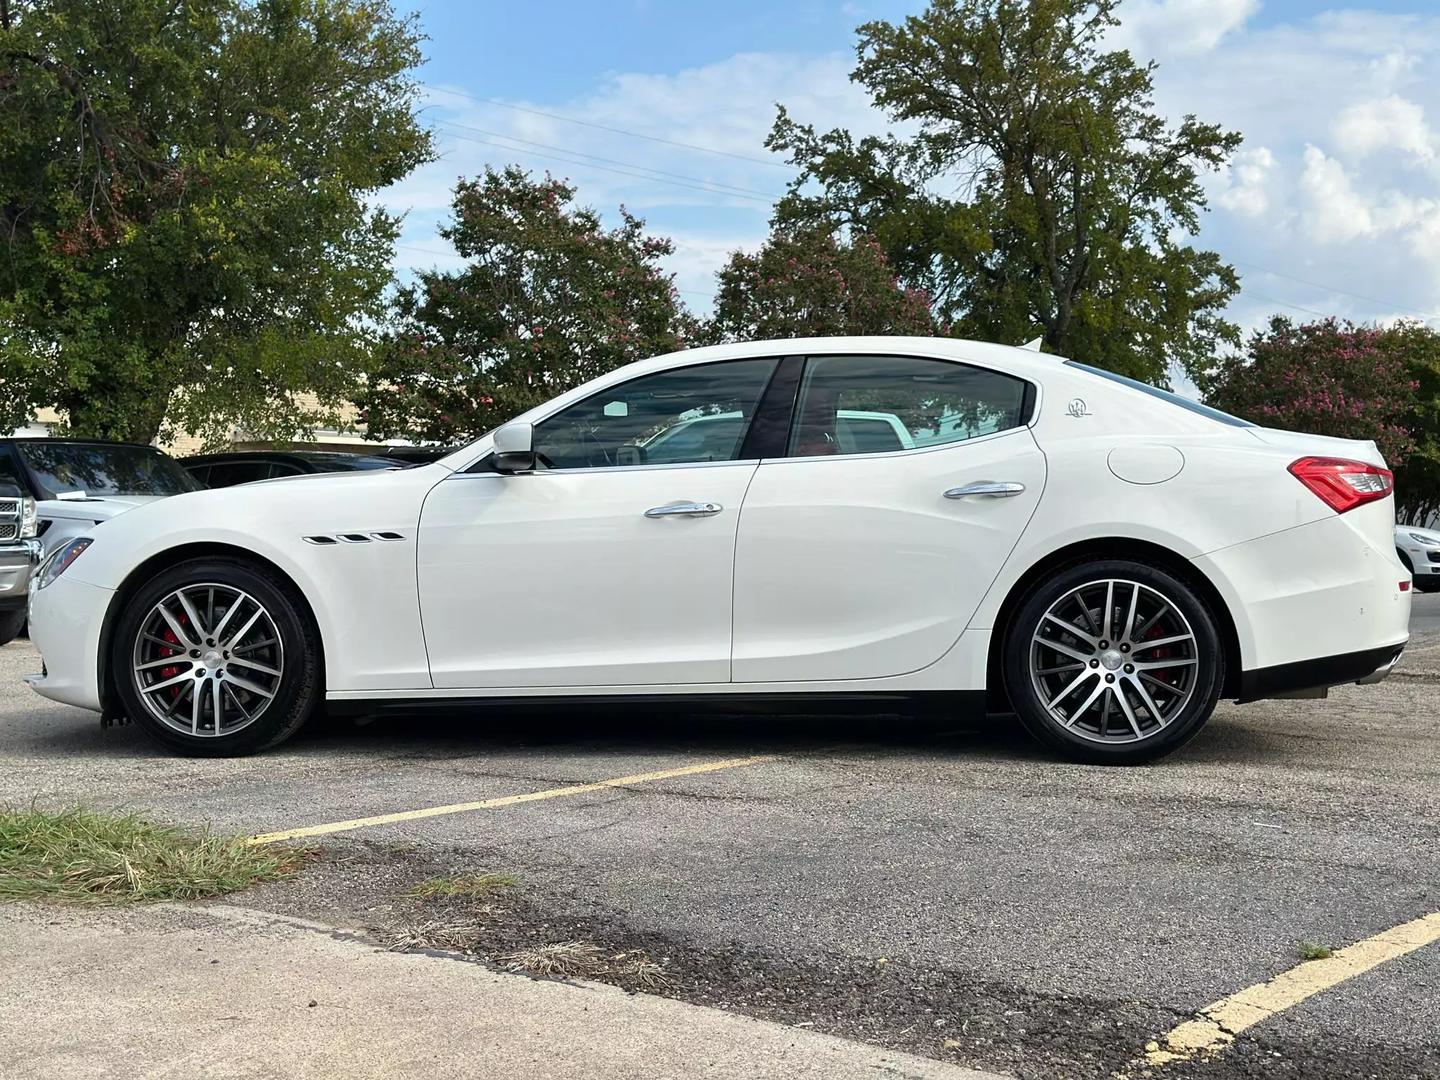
[
  {"xmin": 0, "ymin": 609, "xmax": 24, "ymax": 647},
  {"xmin": 111, "ymin": 558, "xmax": 321, "ymax": 756},
  {"xmin": 1003, "ymin": 560, "xmax": 1225, "ymax": 764}
]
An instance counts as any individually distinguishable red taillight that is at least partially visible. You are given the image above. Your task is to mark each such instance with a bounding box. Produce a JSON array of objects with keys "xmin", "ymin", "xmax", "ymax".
[{"xmin": 1288, "ymin": 456, "xmax": 1394, "ymax": 513}]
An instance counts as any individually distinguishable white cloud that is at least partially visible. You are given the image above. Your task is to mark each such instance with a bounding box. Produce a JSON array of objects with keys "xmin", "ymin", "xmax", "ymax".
[
  {"xmin": 1214, "ymin": 146, "xmax": 1278, "ymax": 217},
  {"xmin": 1110, "ymin": 0, "xmax": 1259, "ymax": 57},
  {"xmin": 1298, "ymin": 146, "xmax": 1374, "ymax": 243},
  {"xmin": 1332, "ymin": 94, "xmax": 1437, "ymax": 163}
]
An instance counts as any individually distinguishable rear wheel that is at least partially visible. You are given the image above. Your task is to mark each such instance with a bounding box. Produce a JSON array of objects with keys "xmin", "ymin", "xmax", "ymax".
[
  {"xmin": 1003, "ymin": 560, "xmax": 1225, "ymax": 764},
  {"xmin": 111, "ymin": 559, "xmax": 321, "ymax": 756}
]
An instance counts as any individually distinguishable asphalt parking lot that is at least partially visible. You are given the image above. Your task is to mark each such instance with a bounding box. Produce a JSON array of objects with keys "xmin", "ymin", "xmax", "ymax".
[{"xmin": 2, "ymin": 592, "xmax": 1438, "ymax": 1079}]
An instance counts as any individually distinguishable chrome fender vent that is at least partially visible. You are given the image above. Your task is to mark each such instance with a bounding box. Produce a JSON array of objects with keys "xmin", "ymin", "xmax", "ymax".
[{"xmin": 303, "ymin": 532, "xmax": 406, "ymax": 545}]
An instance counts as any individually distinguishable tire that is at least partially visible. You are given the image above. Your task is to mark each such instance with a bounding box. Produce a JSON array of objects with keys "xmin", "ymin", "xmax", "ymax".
[
  {"xmin": 0, "ymin": 609, "xmax": 24, "ymax": 647},
  {"xmin": 1002, "ymin": 559, "xmax": 1225, "ymax": 765},
  {"xmin": 111, "ymin": 558, "xmax": 321, "ymax": 756},
  {"xmin": 1397, "ymin": 549, "xmax": 1414, "ymax": 575}
]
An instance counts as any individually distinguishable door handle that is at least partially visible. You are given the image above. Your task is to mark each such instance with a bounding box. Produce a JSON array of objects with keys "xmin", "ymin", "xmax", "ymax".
[
  {"xmin": 944, "ymin": 481, "xmax": 1026, "ymax": 499},
  {"xmin": 644, "ymin": 501, "xmax": 724, "ymax": 518}
]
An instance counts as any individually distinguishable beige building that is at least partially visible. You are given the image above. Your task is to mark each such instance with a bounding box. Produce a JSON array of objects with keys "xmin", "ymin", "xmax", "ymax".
[{"xmin": 15, "ymin": 397, "xmax": 424, "ymax": 457}]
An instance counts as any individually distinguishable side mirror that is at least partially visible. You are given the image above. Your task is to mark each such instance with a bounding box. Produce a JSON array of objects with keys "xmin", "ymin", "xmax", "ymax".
[{"xmin": 491, "ymin": 421, "xmax": 536, "ymax": 474}]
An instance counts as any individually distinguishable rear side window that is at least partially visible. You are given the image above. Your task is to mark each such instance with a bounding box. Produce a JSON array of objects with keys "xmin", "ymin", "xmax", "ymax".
[
  {"xmin": 1065, "ymin": 361, "xmax": 1254, "ymax": 428},
  {"xmin": 787, "ymin": 355, "xmax": 1030, "ymax": 458}
]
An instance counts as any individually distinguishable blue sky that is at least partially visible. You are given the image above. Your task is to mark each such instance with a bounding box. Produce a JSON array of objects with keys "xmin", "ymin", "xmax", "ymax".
[{"xmin": 385, "ymin": 1, "xmax": 1440, "ymax": 336}]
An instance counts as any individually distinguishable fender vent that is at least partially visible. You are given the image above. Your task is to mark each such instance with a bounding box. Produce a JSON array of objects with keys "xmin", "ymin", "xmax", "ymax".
[{"xmin": 303, "ymin": 531, "xmax": 408, "ymax": 545}]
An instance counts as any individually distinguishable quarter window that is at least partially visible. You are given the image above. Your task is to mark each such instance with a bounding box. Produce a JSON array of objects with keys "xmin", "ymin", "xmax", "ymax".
[
  {"xmin": 533, "ymin": 358, "xmax": 779, "ymax": 470},
  {"xmin": 787, "ymin": 355, "xmax": 1030, "ymax": 457}
]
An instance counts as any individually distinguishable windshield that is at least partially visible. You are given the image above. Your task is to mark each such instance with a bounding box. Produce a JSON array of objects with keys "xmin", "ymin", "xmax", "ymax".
[
  {"xmin": 1064, "ymin": 361, "xmax": 1254, "ymax": 428},
  {"xmin": 18, "ymin": 442, "xmax": 200, "ymax": 499}
]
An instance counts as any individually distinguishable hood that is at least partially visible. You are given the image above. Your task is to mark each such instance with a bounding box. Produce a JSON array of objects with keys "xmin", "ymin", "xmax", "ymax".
[
  {"xmin": 1245, "ymin": 426, "xmax": 1386, "ymax": 468},
  {"xmin": 38, "ymin": 494, "xmax": 169, "ymax": 523}
]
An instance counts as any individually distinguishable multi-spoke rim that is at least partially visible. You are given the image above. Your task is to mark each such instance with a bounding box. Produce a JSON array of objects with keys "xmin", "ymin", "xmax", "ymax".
[
  {"xmin": 130, "ymin": 584, "xmax": 284, "ymax": 738},
  {"xmin": 1029, "ymin": 578, "xmax": 1200, "ymax": 745}
]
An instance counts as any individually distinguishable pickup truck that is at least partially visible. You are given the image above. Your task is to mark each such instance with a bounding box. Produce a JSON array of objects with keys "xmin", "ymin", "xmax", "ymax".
[{"xmin": 0, "ymin": 439, "xmax": 199, "ymax": 645}]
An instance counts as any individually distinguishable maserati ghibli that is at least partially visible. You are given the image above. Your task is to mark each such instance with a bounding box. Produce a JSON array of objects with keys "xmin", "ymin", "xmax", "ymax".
[{"xmin": 23, "ymin": 337, "xmax": 1411, "ymax": 763}]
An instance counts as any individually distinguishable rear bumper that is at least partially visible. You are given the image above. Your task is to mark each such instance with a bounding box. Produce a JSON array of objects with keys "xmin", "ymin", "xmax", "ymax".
[
  {"xmin": 1195, "ymin": 505, "xmax": 1411, "ymax": 678},
  {"xmin": 1236, "ymin": 643, "xmax": 1405, "ymax": 703}
]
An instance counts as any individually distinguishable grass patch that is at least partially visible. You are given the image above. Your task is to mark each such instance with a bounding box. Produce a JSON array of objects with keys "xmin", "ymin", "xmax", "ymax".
[
  {"xmin": 1297, "ymin": 941, "xmax": 1334, "ymax": 961},
  {"xmin": 0, "ymin": 807, "xmax": 303, "ymax": 904},
  {"xmin": 406, "ymin": 872, "xmax": 517, "ymax": 900}
]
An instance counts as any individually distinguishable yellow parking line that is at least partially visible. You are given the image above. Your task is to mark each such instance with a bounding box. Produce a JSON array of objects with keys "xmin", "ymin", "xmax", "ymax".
[
  {"xmin": 1146, "ymin": 910, "xmax": 1440, "ymax": 1065},
  {"xmin": 246, "ymin": 755, "xmax": 776, "ymax": 845}
]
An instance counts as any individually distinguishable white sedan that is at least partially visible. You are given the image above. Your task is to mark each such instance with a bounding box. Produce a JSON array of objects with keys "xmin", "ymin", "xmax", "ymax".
[{"xmin": 23, "ymin": 337, "xmax": 1411, "ymax": 763}]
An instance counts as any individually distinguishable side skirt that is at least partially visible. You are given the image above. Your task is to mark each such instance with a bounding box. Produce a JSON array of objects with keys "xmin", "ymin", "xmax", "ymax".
[{"xmin": 325, "ymin": 689, "xmax": 990, "ymax": 720}]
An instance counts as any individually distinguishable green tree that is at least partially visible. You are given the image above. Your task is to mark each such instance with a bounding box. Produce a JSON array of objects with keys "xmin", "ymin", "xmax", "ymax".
[
  {"xmin": 1207, "ymin": 314, "xmax": 1419, "ymax": 473},
  {"xmin": 767, "ymin": 0, "xmax": 1241, "ymax": 386},
  {"xmin": 0, "ymin": 0, "xmax": 432, "ymax": 445},
  {"xmin": 358, "ymin": 167, "xmax": 696, "ymax": 444},
  {"xmin": 1383, "ymin": 321, "xmax": 1440, "ymax": 526},
  {"xmin": 705, "ymin": 225, "xmax": 936, "ymax": 344}
]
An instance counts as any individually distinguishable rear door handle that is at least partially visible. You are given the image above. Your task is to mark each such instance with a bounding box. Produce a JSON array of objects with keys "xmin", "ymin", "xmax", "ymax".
[
  {"xmin": 645, "ymin": 501, "xmax": 724, "ymax": 518},
  {"xmin": 944, "ymin": 481, "xmax": 1026, "ymax": 499}
]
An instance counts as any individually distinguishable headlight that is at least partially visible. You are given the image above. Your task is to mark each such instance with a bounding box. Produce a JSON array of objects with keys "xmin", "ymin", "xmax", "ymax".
[
  {"xmin": 35, "ymin": 538, "xmax": 93, "ymax": 590},
  {"xmin": 1409, "ymin": 532, "xmax": 1440, "ymax": 547},
  {"xmin": 19, "ymin": 496, "xmax": 37, "ymax": 539}
]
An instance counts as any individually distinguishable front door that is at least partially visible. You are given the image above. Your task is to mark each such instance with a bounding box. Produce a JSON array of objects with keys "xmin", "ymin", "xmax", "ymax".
[
  {"xmin": 417, "ymin": 357, "xmax": 778, "ymax": 689},
  {"xmin": 731, "ymin": 352, "xmax": 1046, "ymax": 683}
]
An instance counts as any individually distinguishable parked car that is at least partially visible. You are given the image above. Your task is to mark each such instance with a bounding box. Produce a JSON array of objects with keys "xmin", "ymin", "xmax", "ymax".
[
  {"xmin": 1395, "ymin": 525, "xmax": 1440, "ymax": 592},
  {"xmin": 23, "ymin": 337, "xmax": 1410, "ymax": 762},
  {"xmin": 0, "ymin": 438, "xmax": 197, "ymax": 646},
  {"xmin": 0, "ymin": 484, "xmax": 41, "ymax": 645},
  {"xmin": 184, "ymin": 450, "xmax": 403, "ymax": 488}
]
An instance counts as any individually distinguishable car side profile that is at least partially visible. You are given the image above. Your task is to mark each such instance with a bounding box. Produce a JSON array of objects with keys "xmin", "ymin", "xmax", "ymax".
[{"xmin": 23, "ymin": 337, "xmax": 1410, "ymax": 763}]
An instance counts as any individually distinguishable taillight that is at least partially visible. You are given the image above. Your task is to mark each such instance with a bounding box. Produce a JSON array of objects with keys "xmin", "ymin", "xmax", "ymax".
[{"xmin": 1288, "ymin": 456, "xmax": 1394, "ymax": 513}]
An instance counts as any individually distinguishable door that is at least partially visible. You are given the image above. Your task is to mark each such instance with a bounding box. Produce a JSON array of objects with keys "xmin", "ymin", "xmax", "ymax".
[
  {"xmin": 418, "ymin": 357, "xmax": 779, "ymax": 689},
  {"xmin": 732, "ymin": 353, "xmax": 1046, "ymax": 683}
]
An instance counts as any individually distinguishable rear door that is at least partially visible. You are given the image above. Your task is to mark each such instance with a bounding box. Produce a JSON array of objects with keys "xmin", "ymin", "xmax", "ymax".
[{"xmin": 731, "ymin": 353, "xmax": 1046, "ymax": 683}]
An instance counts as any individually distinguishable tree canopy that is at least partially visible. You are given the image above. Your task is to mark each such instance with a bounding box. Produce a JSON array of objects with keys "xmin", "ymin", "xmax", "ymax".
[
  {"xmin": 357, "ymin": 167, "xmax": 695, "ymax": 445},
  {"xmin": 705, "ymin": 225, "xmax": 936, "ymax": 344},
  {"xmin": 767, "ymin": 0, "xmax": 1241, "ymax": 387},
  {"xmin": 0, "ymin": 0, "xmax": 432, "ymax": 445},
  {"xmin": 1206, "ymin": 317, "xmax": 1438, "ymax": 520}
]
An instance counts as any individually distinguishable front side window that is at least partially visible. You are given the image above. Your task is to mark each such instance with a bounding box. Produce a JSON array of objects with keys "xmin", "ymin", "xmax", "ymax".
[
  {"xmin": 787, "ymin": 355, "xmax": 1030, "ymax": 457},
  {"xmin": 533, "ymin": 358, "xmax": 778, "ymax": 470}
]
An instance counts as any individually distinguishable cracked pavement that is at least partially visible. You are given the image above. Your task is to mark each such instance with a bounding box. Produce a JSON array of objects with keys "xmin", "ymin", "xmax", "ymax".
[{"xmin": 1, "ymin": 591, "xmax": 1437, "ymax": 1079}]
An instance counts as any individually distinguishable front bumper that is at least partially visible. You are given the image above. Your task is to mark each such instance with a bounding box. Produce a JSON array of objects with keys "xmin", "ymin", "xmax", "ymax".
[
  {"xmin": 0, "ymin": 539, "xmax": 42, "ymax": 610},
  {"xmin": 23, "ymin": 573, "xmax": 112, "ymax": 712}
]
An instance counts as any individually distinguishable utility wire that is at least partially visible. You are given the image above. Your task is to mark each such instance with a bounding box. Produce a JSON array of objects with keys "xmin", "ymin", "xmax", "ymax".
[
  {"xmin": 1234, "ymin": 259, "xmax": 1438, "ymax": 320},
  {"xmin": 425, "ymin": 84, "xmax": 797, "ymax": 171},
  {"xmin": 434, "ymin": 124, "xmax": 777, "ymax": 204},
  {"xmin": 437, "ymin": 119, "xmax": 786, "ymax": 201}
]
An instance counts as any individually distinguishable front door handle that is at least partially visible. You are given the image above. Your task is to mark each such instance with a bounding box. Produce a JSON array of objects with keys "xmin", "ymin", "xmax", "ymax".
[
  {"xmin": 644, "ymin": 501, "xmax": 724, "ymax": 518},
  {"xmin": 944, "ymin": 481, "xmax": 1026, "ymax": 499}
]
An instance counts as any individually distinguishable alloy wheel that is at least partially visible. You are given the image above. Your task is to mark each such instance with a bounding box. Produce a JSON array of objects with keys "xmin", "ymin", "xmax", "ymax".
[
  {"xmin": 1028, "ymin": 578, "xmax": 1200, "ymax": 744},
  {"xmin": 130, "ymin": 583, "xmax": 284, "ymax": 738}
]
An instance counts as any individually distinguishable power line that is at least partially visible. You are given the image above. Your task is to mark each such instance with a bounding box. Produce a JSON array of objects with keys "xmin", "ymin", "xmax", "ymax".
[
  {"xmin": 424, "ymin": 84, "xmax": 796, "ymax": 171},
  {"xmin": 437, "ymin": 119, "xmax": 786, "ymax": 201},
  {"xmin": 434, "ymin": 124, "xmax": 777, "ymax": 205},
  {"xmin": 1234, "ymin": 259, "xmax": 1439, "ymax": 320}
]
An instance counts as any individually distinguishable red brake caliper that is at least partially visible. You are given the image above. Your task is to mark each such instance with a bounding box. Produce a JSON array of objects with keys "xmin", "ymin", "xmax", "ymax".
[{"xmin": 159, "ymin": 624, "xmax": 182, "ymax": 701}]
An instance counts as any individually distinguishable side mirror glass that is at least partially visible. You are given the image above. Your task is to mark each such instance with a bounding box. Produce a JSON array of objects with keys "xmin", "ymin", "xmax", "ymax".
[{"xmin": 491, "ymin": 421, "xmax": 536, "ymax": 474}]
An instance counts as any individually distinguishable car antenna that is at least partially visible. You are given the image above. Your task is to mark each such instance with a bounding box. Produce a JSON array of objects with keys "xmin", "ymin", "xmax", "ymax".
[{"xmin": 1019, "ymin": 337, "xmax": 1043, "ymax": 352}]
